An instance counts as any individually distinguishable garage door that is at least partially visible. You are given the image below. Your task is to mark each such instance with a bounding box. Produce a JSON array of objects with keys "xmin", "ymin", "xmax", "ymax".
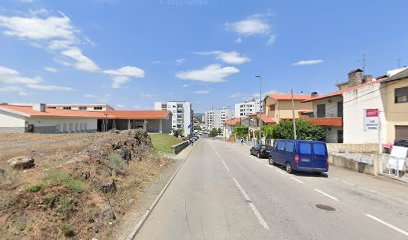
[{"xmin": 395, "ymin": 125, "xmax": 408, "ymax": 140}]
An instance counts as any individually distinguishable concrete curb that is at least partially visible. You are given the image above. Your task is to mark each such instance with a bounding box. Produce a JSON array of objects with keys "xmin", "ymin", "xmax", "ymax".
[{"xmin": 127, "ymin": 141, "xmax": 199, "ymax": 240}]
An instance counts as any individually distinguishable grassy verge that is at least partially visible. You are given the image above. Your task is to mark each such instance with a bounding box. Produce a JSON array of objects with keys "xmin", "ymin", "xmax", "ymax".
[{"xmin": 149, "ymin": 134, "xmax": 183, "ymax": 153}]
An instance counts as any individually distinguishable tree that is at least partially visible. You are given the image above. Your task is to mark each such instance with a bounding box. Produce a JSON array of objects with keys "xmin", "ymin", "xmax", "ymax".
[
  {"xmin": 234, "ymin": 125, "xmax": 248, "ymax": 138},
  {"xmin": 217, "ymin": 128, "xmax": 222, "ymax": 135},
  {"xmin": 274, "ymin": 119, "xmax": 326, "ymax": 141},
  {"xmin": 173, "ymin": 128, "xmax": 184, "ymax": 138},
  {"xmin": 263, "ymin": 125, "xmax": 276, "ymax": 139},
  {"xmin": 209, "ymin": 128, "xmax": 218, "ymax": 137}
]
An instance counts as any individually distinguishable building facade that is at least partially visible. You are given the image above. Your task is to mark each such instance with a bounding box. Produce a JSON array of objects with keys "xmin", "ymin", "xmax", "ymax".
[
  {"xmin": 204, "ymin": 107, "xmax": 234, "ymax": 131},
  {"xmin": 154, "ymin": 101, "xmax": 192, "ymax": 136},
  {"xmin": 47, "ymin": 104, "xmax": 113, "ymax": 111},
  {"xmin": 263, "ymin": 93, "xmax": 313, "ymax": 123},
  {"xmin": 234, "ymin": 99, "xmax": 262, "ymax": 118}
]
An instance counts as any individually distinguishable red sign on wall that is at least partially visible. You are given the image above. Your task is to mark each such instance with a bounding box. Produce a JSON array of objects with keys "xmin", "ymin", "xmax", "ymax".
[{"xmin": 366, "ymin": 109, "xmax": 379, "ymax": 117}]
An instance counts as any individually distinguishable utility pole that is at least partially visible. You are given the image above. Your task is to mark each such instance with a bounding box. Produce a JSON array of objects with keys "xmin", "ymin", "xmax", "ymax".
[
  {"xmin": 104, "ymin": 113, "xmax": 109, "ymax": 132},
  {"xmin": 291, "ymin": 89, "xmax": 297, "ymax": 140},
  {"xmin": 256, "ymin": 75, "xmax": 262, "ymax": 144}
]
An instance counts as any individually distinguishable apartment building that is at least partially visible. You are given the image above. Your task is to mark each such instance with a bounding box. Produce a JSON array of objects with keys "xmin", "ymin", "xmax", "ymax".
[
  {"xmin": 47, "ymin": 104, "xmax": 113, "ymax": 111},
  {"xmin": 204, "ymin": 107, "xmax": 234, "ymax": 131},
  {"xmin": 234, "ymin": 99, "xmax": 262, "ymax": 118},
  {"xmin": 154, "ymin": 101, "xmax": 192, "ymax": 136}
]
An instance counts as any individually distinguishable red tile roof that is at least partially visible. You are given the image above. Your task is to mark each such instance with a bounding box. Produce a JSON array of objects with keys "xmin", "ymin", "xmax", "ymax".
[
  {"xmin": 308, "ymin": 117, "xmax": 343, "ymax": 127},
  {"xmin": 224, "ymin": 118, "xmax": 244, "ymax": 126},
  {"xmin": 104, "ymin": 110, "xmax": 170, "ymax": 119},
  {"xmin": 0, "ymin": 104, "xmax": 171, "ymax": 120},
  {"xmin": 266, "ymin": 93, "xmax": 312, "ymax": 101},
  {"xmin": 303, "ymin": 77, "xmax": 388, "ymax": 103},
  {"xmin": 248, "ymin": 113, "xmax": 276, "ymax": 123}
]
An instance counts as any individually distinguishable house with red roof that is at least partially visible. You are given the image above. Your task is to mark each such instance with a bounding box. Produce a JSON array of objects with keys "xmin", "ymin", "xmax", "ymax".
[
  {"xmin": 263, "ymin": 93, "xmax": 313, "ymax": 124},
  {"xmin": 0, "ymin": 103, "xmax": 172, "ymax": 134}
]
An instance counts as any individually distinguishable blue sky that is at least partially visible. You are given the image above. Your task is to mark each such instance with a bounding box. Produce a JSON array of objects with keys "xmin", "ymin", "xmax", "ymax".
[{"xmin": 0, "ymin": 0, "xmax": 407, "ymax": 112}]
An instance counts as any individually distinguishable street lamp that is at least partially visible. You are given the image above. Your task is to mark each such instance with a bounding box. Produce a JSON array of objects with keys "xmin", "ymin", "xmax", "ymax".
[{"xmin": 255, "ymin": 75, "xmax": 262, "ymax": 144}]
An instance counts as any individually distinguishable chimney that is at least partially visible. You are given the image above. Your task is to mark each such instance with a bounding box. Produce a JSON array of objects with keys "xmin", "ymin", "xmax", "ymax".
[
  {"xmin": 33, "ymin": 103, "xmax": 46, "ymax": 112},
  {"xmin": 311, "ymin": 92, "xmax": 318, "ymax": 98},
  {"xmin": 348, "ymin": 69, "xmax": 363, "ymax": 87},
  {"xmin": 362, "ymin": 75, "xmax": 373, "ymax": 83}
]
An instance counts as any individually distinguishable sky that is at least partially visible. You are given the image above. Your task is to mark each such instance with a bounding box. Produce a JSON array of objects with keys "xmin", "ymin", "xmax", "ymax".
[{"xmin": 0, "ymin": 0, "xmax": 407, "ymax": 113}]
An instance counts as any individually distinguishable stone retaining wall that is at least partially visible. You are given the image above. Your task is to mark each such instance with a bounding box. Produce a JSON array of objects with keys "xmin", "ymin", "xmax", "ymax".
[{"xmin": 171, "ymin": 141, "xmax": 190, "ymax": 155}]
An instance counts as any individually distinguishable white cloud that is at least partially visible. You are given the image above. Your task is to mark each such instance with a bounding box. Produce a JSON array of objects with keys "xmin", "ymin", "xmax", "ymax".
[
  {"xmin": 27, "ymin": 84, "xmax": 74, "ymax": 91},
  {"xmin": 103, "ymin": 66, "xmax": 145, "ymax": 88},
  {"xmin": 84, "ymin": 94, "xmax": 98, "ymax": 98},
  {"xmin": 193, "ymin": 90, "xmax": 210, "ymax": 94},
  {"xmin": 140, "ymin": 93, "xmax": 153, "ymax": 98},
  {"xmin": 266, "ymin": 34, "xmax": 277, "ymax": 45},
  {"xmin": 18, "ymin": 91, "xmax": 28, "ymax": 96},
  {"xmin": 18, "ymin": 0, "xmax": 39, "ymax": 3},
  {"xmin": 229, "ymin": 92, "xmax": 244, "ymax": 98},
  {"xmin": 115, "ymin": 104, "xmax": 126, "ymax": 109},
  {"xmin": 195, "ymin": 50, "xmax": 250, "ymax": 65},
  {"xmin": 0, "ymin": 86, "xmax": 24, "ymax": 92},
  {"xmin": 0, "ymin": 65, "xmax": 43, "ymax": 84},
  {"xmin": 235, "ymin": 38, "xmax": 242, "ymax": 44},
  {"xmin": 176, "ymin": 58, "xmax": 185, "ymax": 65},
  {"xmin": 44, "ymin": 66, "xmax": 58, "ymax": 73},
  {"xmin": 182, "ymin": 84, "xmax": 189, "ymax": 88},
  {"xmin": 61, "ymin": 47, "xmax": 100, "ymax": 72},
  {"xmin": 176, "ymin": 64, "xmax": 239, "ymax": 83},
  {"xmin": 292, "ymin": 60, "xmax": 324, "ymax": 66},
  {"xmin": 226, "ymin": 17, "xmax": 270, "ymax": 36},
  {"xmin": 152, "ymin": 60, "xmax": 165, "ymax": 64}
]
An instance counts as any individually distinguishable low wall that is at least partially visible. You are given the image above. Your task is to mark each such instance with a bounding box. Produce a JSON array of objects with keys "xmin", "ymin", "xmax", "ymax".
[
  {"xmin": 171, "ymin": 141, "xmax": 189, "ymax": 155},
  {"xmin": 327, "ymin": 143, "xmax": 378, "ymax": 153},
  {"xmin": 328, "ymin": 154, "xmax": 380, "ymax": 176}
]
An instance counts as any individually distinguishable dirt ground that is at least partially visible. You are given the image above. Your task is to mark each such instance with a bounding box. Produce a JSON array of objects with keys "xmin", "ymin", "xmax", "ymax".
[{"xmin": 0, "ymin": 131, "xmax": 174, "ymax": 240}]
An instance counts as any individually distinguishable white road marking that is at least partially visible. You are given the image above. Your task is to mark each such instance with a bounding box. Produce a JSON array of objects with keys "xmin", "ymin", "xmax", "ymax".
[
  {"xmin": 220, "ymin": 158, "xmax": 230, "ymax": 172},
  {"xmin": 290, "ymin": 176, "xmax": 304, "ymax": 184},
  {"xmin": 275, "ymin": 169, "xmax": 286, "ymax": 175},
  {"xmin": 232, "ymin": 177, "xmax": 270, "ymax": 230},
  {"xmin": 365, "ymin": 214, "xmax": 408, "ymax": 237},
  {"xmin": 314, "ymin": 189, "xmax": 339, "ymax": 201}
]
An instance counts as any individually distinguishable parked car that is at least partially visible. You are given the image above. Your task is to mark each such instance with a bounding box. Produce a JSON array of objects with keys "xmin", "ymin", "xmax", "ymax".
[
  {"xmin": 250, "ymin": 145, "xmax": 273, "ymax": 158},
  {"xmin": 394, "ymin": 139, "xmax": 408, "ymax": 148},
  {"xmin": 269, "ymin": 139, "xmax": 329, "ymax": 174}
]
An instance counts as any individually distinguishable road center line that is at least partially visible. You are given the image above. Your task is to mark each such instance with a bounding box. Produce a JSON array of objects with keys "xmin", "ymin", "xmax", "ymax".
[
  {"xmin": 365, "ymin": 214, "xmax": 408, "ymax": 237},
  {"xmin": 220, "ymin": 158, "xmax": 230, "ymax": 172},
  {"xmin": 290, "ymin": 176, "xmax": 304, "ymax": 184},
  {"xmin": 232, "ymin": 177, "xmax": 270, "ymax": 230},
  {"xmin": 314, "ymin": 188, "xmax": 339, "ymax": 201}
]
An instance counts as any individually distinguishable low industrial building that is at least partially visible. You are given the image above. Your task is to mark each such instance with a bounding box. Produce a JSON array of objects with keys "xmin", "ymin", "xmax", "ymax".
[{"xmin": 0, "ymin": 103, "xmax": 172, "ymax": 134}]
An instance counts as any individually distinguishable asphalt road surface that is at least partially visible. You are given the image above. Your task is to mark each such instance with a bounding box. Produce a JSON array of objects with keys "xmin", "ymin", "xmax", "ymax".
[{"xmin": 135, "ymin": 139, "xmax": 408, "ymax": 240}]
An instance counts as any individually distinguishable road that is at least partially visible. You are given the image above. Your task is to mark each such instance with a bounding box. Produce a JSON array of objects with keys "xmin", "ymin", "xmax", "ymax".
[{"xmin": 135, "ymin": 138, "xmax": 408, "ymax": 240}]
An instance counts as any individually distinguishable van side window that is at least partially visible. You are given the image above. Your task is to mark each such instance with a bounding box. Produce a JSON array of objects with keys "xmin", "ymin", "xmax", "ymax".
[
  {"xmin": 313, "ymin": 143, "xmax": 326, "ymax": 155},
  {"xmin": 299, "ymin": 143, "xmax": 312, "ymax": 154},
  {"xmin": 285, "ymin": 142, "xmax": 295, "ymax": 152},
  {"xmin": 277, "ymin": 141, "xmax": 285, "ymax": 151}
]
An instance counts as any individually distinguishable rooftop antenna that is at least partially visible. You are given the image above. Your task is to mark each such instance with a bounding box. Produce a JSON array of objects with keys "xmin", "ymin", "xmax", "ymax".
[{"xmin": 362, "ymin": 53, "xmax": 367, "ymax": 72}]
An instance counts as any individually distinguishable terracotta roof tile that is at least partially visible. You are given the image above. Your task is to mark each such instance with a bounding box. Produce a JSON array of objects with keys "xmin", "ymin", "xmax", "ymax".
[
  {"xmin": 104, "ymin": 110, "xmax": 170, "ymax": 119},
  {"xmin": 266, "ymin": 93, "xmax": 312, "ymax": 101},
  {"xmin": 224, "ymin": 118, "xmax": 244, "ymax": 126},
  {"xmin": 248, "ymin": 113, "xmax": 276, "ymax": 123},
  {"xmin": 308, "ymin": 117, "xmax": 343, "ymax": 127}
]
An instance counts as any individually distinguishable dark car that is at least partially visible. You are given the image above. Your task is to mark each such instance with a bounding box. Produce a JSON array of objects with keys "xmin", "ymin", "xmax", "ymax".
[
  {"xmin": 250, "ymin": 145, "xmax": 273, "ymax": 158},
  {"xmin": 394, "ymin": 139, "xmax": 408, "ymax": 148}
]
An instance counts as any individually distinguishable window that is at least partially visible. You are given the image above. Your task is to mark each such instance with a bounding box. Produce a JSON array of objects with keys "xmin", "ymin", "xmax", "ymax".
[
  {"xmin": 317, "ymin": 104, "xmax": 326, "ymax": 117},
  {"xmin": 313, "ymin": 143, "xmax": 326, "ymax": 155},
  {"xmin": 63, "ymin": 107, "xmax": 71, "ymax": 110},
  {"xmin": 79, "ymin": 106, "xmax": 87, "ymax": 110},
  {"xmin": 299, "ymin": 143, "xmax": 312, "ymax": 154},
  {"xmin": 395, "ymin": 87, "xmax": 408, "ymax": 103},
  {"xmin": 269, "ymin": 104, "xmax": 275, "ymax": 111},
  {"xmin": 337, "ymin": 102, "xmax": 343, "ymax": 117},
  {"xmin": 285, "ymin": 142, "xmax": 295, "ymax": 152},
  {"xmin": 94, "ymin": 106, "xmax": 103, "ymax": 110},
  {"xmin": 277, "ymin": 141, "xmax": 285, "ymax": 151},
  {"xmin": 48, "ymin": 107, "xmax": 56, "ymax": 109}
]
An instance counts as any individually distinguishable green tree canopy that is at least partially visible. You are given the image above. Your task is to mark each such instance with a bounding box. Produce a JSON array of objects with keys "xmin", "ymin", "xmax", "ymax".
[
  {"xmin": 234, "ymin": 125, "xmax": 248, "ymax": 138},
  {"xmin": 209, "ymin": 128, "xmax": 218, "ymax": 137},
  {"xmin": 274, "ymin": 119, "xmax": 326, "ymax": 141}
]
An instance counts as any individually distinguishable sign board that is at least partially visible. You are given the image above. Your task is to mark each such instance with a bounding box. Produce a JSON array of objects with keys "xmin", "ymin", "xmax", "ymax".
[
  {"xmin": 364, "ymin": 109, "xmax": 379, "ymax": 131},
  {"xmin": 388, "ymin": 146, "xmax": 407, "ymax": 171}
]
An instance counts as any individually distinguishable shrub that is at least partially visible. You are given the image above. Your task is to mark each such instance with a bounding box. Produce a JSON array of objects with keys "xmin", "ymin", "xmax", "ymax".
[
  {"xmin": 108, "ymin": 153, "xmax": 127, "ymax": 174},
  {"xmin": 43, "ymin": 170, "xmax": 85, "ymax": 193},
  {"xmin": 25, "ymin": 183, "xmax": 42, "ymax": 192},
  {"xmin": 57, "ymin": 198, "xmax": 74, "ymax": 215},
  {"xmin": 61, "ymin": 225, "xmax": 75, "ymax": 237}
]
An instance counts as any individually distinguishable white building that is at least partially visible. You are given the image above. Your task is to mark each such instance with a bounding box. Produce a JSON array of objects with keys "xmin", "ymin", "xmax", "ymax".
[
  {"xmin": 234, "ymin": 99, "xmax": 262, "ymax": 118},
  {"xmin": 47, "ymin": 104, "xmax": 113, "ymax": 111},
  {"xmin": 204, "ymin": 107, "xmax": 234, "ymax": 132},
  {"xmin": 154, "ymin": 101, "xmax": 192, "ymax": 136}
]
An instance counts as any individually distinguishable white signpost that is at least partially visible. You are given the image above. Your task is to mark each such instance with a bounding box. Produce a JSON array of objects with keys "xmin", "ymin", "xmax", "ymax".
[{"xmin": 364, "ymin": 109, "xmax": 379, "ymax": 131}]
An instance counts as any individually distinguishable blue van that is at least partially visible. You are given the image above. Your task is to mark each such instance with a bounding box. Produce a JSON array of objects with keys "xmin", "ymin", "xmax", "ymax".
[{"xmin": 269, "ymin": 139, "xmax": 329, "ymax": 174}]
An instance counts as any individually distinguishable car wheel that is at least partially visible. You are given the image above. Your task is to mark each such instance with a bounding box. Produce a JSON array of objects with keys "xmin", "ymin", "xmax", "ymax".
[
  {"xmin": 257, "ymin": 153, "xmax": 260, "ymax": 158},
  {"xmin": 286, "ymin": 162, "xmax": 293, "ymax": 174},
  {"xmin": 269, "ymin": 157, "xmax": 275, "ymax": 165}
]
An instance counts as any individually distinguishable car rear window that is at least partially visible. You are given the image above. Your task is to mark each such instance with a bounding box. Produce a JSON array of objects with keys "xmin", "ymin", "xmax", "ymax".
[
  {"xmin": 313, "ymin": 143, "xmax": 326, "ymax": 155},
  {"xmin": 277, "ymin": 141, "xmax": 285, "ymax": 150},
  {"xmin": 299, "ymin": 143, "xmax": 312, "ymax": 154},
  {"xmin": 265, "ymin": 146, "xmax": 273, "ymax": 150},
  {"xmin": 285, "ymin": 142, "xmax": 295, "ymax": 152}
]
